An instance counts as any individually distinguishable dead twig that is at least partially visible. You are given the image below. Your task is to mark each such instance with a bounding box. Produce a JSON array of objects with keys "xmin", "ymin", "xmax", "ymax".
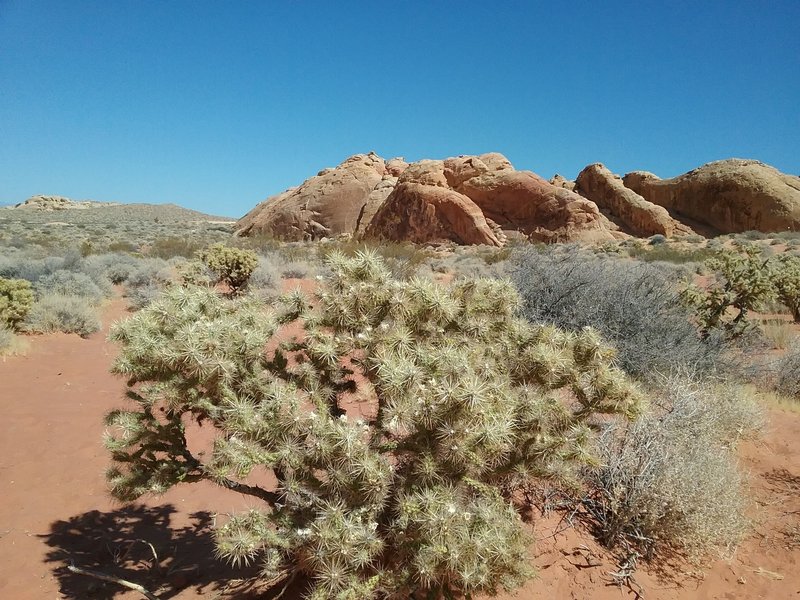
[{"xmin": 67, "ymin": 562, "xmax": 159, "ymax": 600}]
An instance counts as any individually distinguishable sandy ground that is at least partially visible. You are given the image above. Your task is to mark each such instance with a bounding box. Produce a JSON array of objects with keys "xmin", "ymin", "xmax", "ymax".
[{"xmin": 1, "ymin": 292, "xmax": 798, "ymax": 599}]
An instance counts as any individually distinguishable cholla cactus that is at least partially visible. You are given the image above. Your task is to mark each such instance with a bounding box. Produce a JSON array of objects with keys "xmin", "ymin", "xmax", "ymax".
[
  {"xmin": 682, "ymin": 244, "xmax": 775, "ymax": 337},
  {"xmin": 105, "ymin": 250, "xmax": 641, "ymax": 599},
  {"xmin": 198, "ymin": 243, "xmax": 259, "ymax": 294},
  {"xmin": 0, "ymin": 277, "xmax": 34, "ymax": 330},
  {"xmin": 772, "ymin": 253, "xmax": 800, "ymax": 323}
]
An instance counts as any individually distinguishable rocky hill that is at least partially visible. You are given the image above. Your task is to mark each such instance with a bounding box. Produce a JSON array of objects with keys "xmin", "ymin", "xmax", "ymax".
[
  {"xmin": 4, "ymin": 195, "xmax": 235, "ymax": 224},
  {"xmin": 237, "ymin": 154, "xmax": 800, "ymax": 245}
]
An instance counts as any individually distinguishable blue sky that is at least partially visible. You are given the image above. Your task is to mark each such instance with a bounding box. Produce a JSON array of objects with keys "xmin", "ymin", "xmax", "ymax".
[{"xmin": 1, "ymin": 1, "xmax": 798, "ymax": 217}]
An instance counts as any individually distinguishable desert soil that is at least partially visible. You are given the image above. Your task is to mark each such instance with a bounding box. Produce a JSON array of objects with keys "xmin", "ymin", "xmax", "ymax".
[{"xmin": 1, "ymin": 291, "xmax": 798, "ymax": 599}]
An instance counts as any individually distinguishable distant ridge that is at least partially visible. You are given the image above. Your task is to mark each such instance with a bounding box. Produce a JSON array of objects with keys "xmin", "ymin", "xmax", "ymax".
[{"xmin": 4, "ymin": 195, "xmax": 235, "ymax": 223}]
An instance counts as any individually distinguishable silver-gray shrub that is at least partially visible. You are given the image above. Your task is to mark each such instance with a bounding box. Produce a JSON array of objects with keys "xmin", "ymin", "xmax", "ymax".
[
  {"xmin": 123, "ymin": 258, "xmax": 174, "ymax": 310},
  {"xmin": 83, "ymin": 252, "xmax": 143, "ymax": 284},
  {"xmin": 35, "ymin": 269, "xmax": 111, "ymax": 304},
  {"xmin": 511, "ymin": 246, "xmax": 725, "ymax": 381},
  {"xmin": 0, "ymin": 248, "xmax": 119, "ymax": 294},
  {"xmin": 584, "ymin": 376, "xmax": 761, "ymax": 560},
  {"xmin": 24, "ymin": 294, "xmax": 102, "ymax": 337}
]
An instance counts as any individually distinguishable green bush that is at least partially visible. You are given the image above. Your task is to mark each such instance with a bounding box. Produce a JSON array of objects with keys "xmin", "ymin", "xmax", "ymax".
[
  {"xmin": 682, "ymin": 245, "xmax": 776, "ymax": 338},
  {"xmin": 0, "ymin": 277, "xmax": 34, "ymax": 329},
  {"xmin": 772, "ymin": 254, "xmax": 800, "ymax": 322},
  {"xmin": 24, "ymin": 294, "xmax": 101, "ymax": 337},
  {"xmin": 198, "ymin": 243, "xmax": 259, "ymax": 294},
  {"xmin": 104, "ymin": 251, "xmax": 641, "ymax": 599}
]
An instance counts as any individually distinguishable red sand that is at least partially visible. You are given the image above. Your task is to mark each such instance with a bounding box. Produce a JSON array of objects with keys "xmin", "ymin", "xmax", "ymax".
[{"xmin": 1, "ymin": 294, "xmax": 798, "ymax": 599}]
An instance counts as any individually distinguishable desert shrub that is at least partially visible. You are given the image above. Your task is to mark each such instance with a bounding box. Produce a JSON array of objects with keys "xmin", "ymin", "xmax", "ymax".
[
  {"xmin": 583, "ymin": 376, "xmax": 760, "ymax": 560},
  {"xmin": 741, "ymin": 230, "xmax": 767, "ymax": 240},
  {"xmin": 279, "ymin": 260, "xmax": 315, "ymax": 279},
  {"xmin": 107, "ymin": 240, "xmax": 138, "ymax": 253},
  {"xmin": 198, "ymin": 243, "xmax": 259, "ymax": 294},
  {"xmin": 772, "ymin": 254, "xmax": 800, "ymax": 322},
  {"xmin": 123, "ymin": 259, "xmax": 174, "ymax": 310},
  {"xmin": 776, "ymin": 343, "xmax": 800, "ymax": 399},
  {"xmin": 248, "ymin": 260, "xmax": 281, "ymax": 296},
  {"xmin": 104, "ymin": 251, "xmax": 641, "ymax": 599},
  {"xmin": 84, "ymin": 252, "xmax": 143, "ymax": 285},
  {"xmin": 175, "ymin": 259, "xmax": 214, "ymax": 287},
  {"xmin": 512, "ymin": 246, "xmax": 725, "ymax": 380},
  {"xmin": 626, "ymin": 244, "xmax": 716, "ymax": 265},
  {"xmin": 321, "ymin": 240, "xmax": 431, "ymax": 280},
  {"xmin": 0, "ymin": 277, "xmax": 35, "ymax": 329},
  {"xmin": 34, "ymin": 269, "xmax": 109, "ymax": 304},
  {"xmin": 149, "ymin": 236, "xmax": 203, "ymax": 259},
  {"xmin": 24, "ymin": 294, "xmax": 101, "ymax": 337},
  {"xmin": 0, "ymin": 325, "xmax": 17, "ymax": 355},
  {"xmin": 682, "ymin": 245, "xmax": 776, "ymax": 338},
  {"xmin": 648, "ymin": 234, "xmax": 667, "ymax": 245}
]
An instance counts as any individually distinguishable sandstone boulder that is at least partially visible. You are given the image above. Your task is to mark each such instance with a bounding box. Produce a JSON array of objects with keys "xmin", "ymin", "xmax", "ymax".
[
  {"xmin": 365, "ymin": 160, "xmax": 502, "ymax": 246},
  {"xmin": 622, "ymin": 159, "xmax": 800, "ymax": 234},
  {"xmin": 443, "ymin": 154, "xmax": 614, "ymax": 243},
  {"xmin": 550, "ymin": 174, "xmax": 576, "ymax": 191},
  {"xmin": 575, "ymin": 163, "xmax": 693, "ymax": 237},
  {"xmin": 236, "ymin": 152, "xmax": 389, "ymax": 241}
]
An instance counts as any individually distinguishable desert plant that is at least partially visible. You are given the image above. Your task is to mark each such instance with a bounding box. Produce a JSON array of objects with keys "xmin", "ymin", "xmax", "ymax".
[
  {"xmin": 682, "ymin": 245, "xmax": 776, "ymax": 338},
  {"xmin": 198, "ymin": 243, "xmax": 259, "ymax": 294},
  {"xmin": 583, "ymin": 376, "xmax": 760, "ymax": 560},
  {"xmin": 34, "ymin": 269, "xmax": 110, "ymax": 304},
  {"xmin": 24, "ymin": 294, "xmax": 101, "ymax": 337},
  {"xmin": 0, "ymin": 277, "xmax": 35, "ymax": 329},
  {"xmin": 104, "ymin": 251, "xmax": 642, "ymax": 599},
  {"xmin": 123, "ymin": 259, "xmax": 174, "ymax": 310},
  {"xmin": 776, "ymin": 343, "xmax": 800, "ymax": 399},
  {"xmin": 512, "ymin": 246, "xmax": 725, "ymax": 380},
  {"xmin": 772, "ymin": 253, "xmax": 800, "ymax": 322}
]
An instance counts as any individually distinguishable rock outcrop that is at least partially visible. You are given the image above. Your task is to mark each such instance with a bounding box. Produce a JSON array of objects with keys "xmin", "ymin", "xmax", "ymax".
[
  {"xmin": 12, "ymin": 195, "xmax": 119, "ymax": 210},
  {"xmin": 550, "ymin": 174, "xmax": 576, "ymax": 191},
  {"xmin": 575, "ymin": 163, "xmax": 693, "ymax": 237},
  {"xmin": 364, "ymin": 160, "xmax": 503, "ymax": 246},
  {"xmin": 442, "ymin": 154, "xmax": 614, "ymax": 243},
  {"xmin": 622, "ymin": 159, "xmax": 800, "ymax": 234},
  {"xmin": 364, "ymin": 153, "xmax": 615, "ymax": 245},
  {"xmin": 236, "ymin": 152, "xmax": 400, "ymax": 241}
]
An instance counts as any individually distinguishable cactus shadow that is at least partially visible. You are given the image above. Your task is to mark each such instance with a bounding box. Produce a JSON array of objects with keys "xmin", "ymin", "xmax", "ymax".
[{"xmin": 40, "ymin": 503, "xmax": 302, "ymax": 599}]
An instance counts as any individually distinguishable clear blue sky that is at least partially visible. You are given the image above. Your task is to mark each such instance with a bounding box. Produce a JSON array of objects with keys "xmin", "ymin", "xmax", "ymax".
[{"xmin": 1, "ymin": 1, "xmax": 798, "ymax": 217}]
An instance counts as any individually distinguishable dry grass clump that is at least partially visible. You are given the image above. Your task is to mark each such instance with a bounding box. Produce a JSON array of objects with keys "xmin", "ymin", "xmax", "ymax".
[
  {"xmin": 0, "ymin": 325, "xmax": 28, "ymax": 356},
  {"xmin": 759, "ymin": 319, "xmax": 797, "ymax": 350},
  {"xmin": 583, "ymin": 376, "xmax": 762, "ymax": 561},
  {"xmin": 777, "ymin": 343, "xmax": 800, "ymax": 399}
]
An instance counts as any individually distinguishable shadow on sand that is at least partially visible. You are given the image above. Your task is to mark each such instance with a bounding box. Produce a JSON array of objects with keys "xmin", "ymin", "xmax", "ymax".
[{"xmin": 40, "ymin": 503, "xmax": 305, "ymax": 599}]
